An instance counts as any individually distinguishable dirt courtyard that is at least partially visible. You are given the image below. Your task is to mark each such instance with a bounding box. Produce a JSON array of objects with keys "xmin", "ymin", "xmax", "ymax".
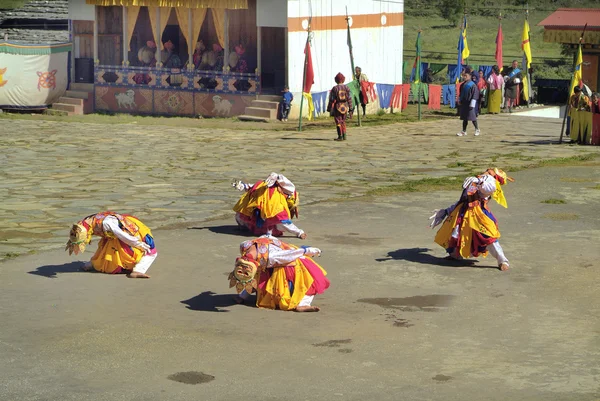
[{"xmin": 0, "ymin": 113, "xmax": 599, "ymax": 400}]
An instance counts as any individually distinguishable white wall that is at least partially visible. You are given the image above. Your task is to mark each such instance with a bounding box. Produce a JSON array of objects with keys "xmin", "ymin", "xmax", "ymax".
[
  {"xmin": 257, "ymin": 0, "xmax": 287, "ymax": 27},
  {"xmin": 68, "ymin": 0, "xmax": 95, "ymax": 21},
  {"xmin": 287, "ymin": 0, "xmax": 404, "ymax": 93}
]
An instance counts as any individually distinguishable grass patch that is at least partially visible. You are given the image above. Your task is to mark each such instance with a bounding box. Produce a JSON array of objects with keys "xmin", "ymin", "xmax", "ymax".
[
  {"xmin": 0, "ymin": 0, "xmax": 27, "ymax": 9},
  {"xmin": 536, "ymin": 154, "xmax": 598, "ymax": 167},
  {"xmin": 446, "ymin": 161, "xmax": 473, "ymax": 168},
  {"xmin": 365, "ymin": 176, "xmax": 461, "ymax": 196},
  {"xmin": 3, "ymin": 252, "xmax": 20, "ymax": 259},
  {"xmin": 543, "ymin": 213, "xmax": 579, "ymax": 221},
  {"xmin": 0, "ymin": 104, "xmax": 455, "ymax": 132},
  {"xmin": 508, "ymin": 153, "xmax": 600, "ymax": 172},
  {"xmin": 590, "ymin": 185, "xmax": 600, "ymax": 190},
  {"xmin": 541, "ymin": 199, "xmax": 566, "ymax": 204}
]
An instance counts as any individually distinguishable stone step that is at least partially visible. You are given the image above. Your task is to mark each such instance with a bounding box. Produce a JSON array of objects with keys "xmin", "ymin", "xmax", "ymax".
[
  {"xmin": 65, "ymin": 90, "xmax": 90, "ymax": 100},
  {"xmin": 251, "ymin": 100, "xmax": 279, "ymax": 110},
  {"xmin": 237, "ymin": 114, "xmax": 269, "ymax": 123},
  {"xmin": 43, "ymin": 108, "xmax": 69, "ymax": 117},
  {"xmin": 57, "ymin": 97, "xmax": 84, "ymax": 106},
  {"xmin": 244, "ymin": 106, "xmax": 276, "ymax": 119},
  {"xmin": 70, "ymin": 83, "xmax": 95, "ymax": 92},
  {"xmin": 52, "ymin": 103, "xmax": 82, "ymax": 114},
  {"xmin": 257, "ymin": 94, "xmax": 282, "ymax": 103}
]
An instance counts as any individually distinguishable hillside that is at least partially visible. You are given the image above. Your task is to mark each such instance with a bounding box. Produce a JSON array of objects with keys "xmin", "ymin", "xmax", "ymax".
[{"xmin": 402, "ymin": 0, "xmax": 598, "ymax": 81}]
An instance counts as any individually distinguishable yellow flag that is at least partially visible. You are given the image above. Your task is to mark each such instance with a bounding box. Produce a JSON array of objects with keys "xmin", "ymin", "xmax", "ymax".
[
  {"xmin": 569, "ymin": 44, "xmax": 583, "ymax": 96},
  {"xmin": 461, "ymin": 16, "xmax": 470, "ymax": 60},
  {"xmin": 303, "ymin": 92, "xmax": 314, "ymax": 121},
  {"xmin": 521, "ymin": 19, "xmax": 532, "ymax": 68}
]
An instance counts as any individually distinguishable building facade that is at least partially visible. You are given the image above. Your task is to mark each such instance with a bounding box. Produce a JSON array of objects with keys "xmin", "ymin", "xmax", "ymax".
[{"xmin": 68, "ymin": 0, "xmax": 404, "ymax": 117}]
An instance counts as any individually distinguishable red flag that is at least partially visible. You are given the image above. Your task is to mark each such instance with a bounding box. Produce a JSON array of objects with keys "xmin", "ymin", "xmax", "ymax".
[
  {"xmin": 303, "ymin": 42, "xmax": 314, "ymax": 93},
  {"xmin": 495, "ymin": 23, "xmax": 503, "ymax": 71}
]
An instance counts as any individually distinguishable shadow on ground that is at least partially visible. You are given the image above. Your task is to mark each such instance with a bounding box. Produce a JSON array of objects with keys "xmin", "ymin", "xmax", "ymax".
[
  {"xmin": 28, "ymin": 261, "xmax": 89, "ymax": 278},
  {"xmin": 376, "ymin": 247, "xmax": 497, "ymax": 269},
  {"xmin": 280, "ymin": 137, "xmax": 333, "ymax": 141},
  {"xmin": 188, "ymin": 225, "xmax": 251, "ymax": 237},
  {"xmin": 181, "ymin": 291, "xmax": 255, "ymax": 312}
]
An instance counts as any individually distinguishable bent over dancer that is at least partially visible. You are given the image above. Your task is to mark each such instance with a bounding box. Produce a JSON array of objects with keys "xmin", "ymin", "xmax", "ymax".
[
  {"xmin": 65, "ymin": 211, "xmax": 157, "ymax": 278},
  {"xmin": 233, "ymin": 172, "xmax": 305, "ymax": 239},
  {"xmin": 429, "ymin": 168, "xmax": 514, "ymax": 271},
  {"xmin": 229, "ymin": 235, "xmax": 330, "ymax": 312}
]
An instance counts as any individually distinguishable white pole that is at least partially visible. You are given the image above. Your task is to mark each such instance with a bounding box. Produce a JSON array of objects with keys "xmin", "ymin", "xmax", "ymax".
[
  {"xmin": 122, "ymin": 6, "xmax": 127, "ymax": 65},
  {"xmin": 188, "ymin": 7, "xmax": 193, "ymax": 70},
  {"xmin": 93, "ymin": 7, "xmax": 98, "ymax": 64}
]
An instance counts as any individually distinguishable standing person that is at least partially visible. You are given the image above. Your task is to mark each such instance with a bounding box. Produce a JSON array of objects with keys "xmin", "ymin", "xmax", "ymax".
[
  {"xmin": 487, "ymin": 65, "xmax": 504, "ymax": 114},
  {"xmin": 503, "ymin": 60, "xmax": 522, "ymax": 113},
  {"xmin": 570, "ymin": 86, "xmax": 591, "ymax": 112},
  {"xmin": 327, "ymin": 72, "xmax": 353, "ymax": 141},
  {"xmin": 429, "ymin": 168, "xmax": 514, "ymax": 271},
  {"xmin": 229, "ymin": 235, "xmax": 329, "ymax": 312},
  {"xmin": 591, "ymin": 92, "xmax": 600, "ymax": 114},
  {"xmin": 354, "ymin": 66, "xmax": 369, "ymax": 117},
  {"xmin": 65, "ymin": 212, "xmax": 157, "ymax": 278},
  {"xmin": 456, "ymin": 68, "xmax": 480, "ymax": 137},
  {"xmin": 279, "ymin": 86, "xmax": 293, "ymax": 122},
  {"xmin": 232, "ymin": 172, "xmax": 305, "ymax": 239},
  {"xmin": 476, "ymin": 69, "xmax": 487, "ymax": 113}
]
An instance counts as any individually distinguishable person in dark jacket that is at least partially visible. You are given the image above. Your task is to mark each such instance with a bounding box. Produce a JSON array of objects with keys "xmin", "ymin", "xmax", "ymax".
[{"xmin": 456, "ymin": 68, "xmax": 480, "ymax": 137}]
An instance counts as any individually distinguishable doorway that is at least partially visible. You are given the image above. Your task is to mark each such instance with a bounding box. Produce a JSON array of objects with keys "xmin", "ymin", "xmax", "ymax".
[{"xmin": 260, "ymin": 26, "xmax": 286, "ymax": 94}]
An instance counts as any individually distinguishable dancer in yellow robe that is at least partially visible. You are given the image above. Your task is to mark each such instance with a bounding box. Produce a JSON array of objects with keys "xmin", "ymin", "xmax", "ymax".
[
  {"xmin": 429, "ymin": 168, "xmax": 514, "ymax": 271},
  {"xmin": 229, "ymin": 235, "xmax": 329, "ymax": 312},
  {"xmin": 233, "ymin": 172, "xmax": 305, "ymax": 239},
  {"xmin": 65, "ymin": 211, "xmax": 157, "ymax": 278}
]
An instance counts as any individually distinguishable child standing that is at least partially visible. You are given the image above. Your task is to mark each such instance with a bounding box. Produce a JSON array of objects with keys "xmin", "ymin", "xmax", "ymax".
[{"xmin": 280, "ymin": 86, "xmax": 293, "ymax": 122}]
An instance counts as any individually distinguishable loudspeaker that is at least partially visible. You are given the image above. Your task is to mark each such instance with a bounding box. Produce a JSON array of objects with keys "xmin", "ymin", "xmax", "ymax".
[{"xmin": 74, "ymin": 58, "xmax": 94, "ymax": 83}]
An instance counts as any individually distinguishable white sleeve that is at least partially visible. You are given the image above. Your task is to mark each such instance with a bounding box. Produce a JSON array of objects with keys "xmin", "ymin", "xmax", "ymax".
[
  {"xmin": 477, "ymin": 175, "xmax": 497, "ymax": 198},
  {"xmin": 268, "ymin": 247, "xmax": 306, "ymax": 267},
  {"xmin": 102, "ymin": 216, "xmax": 144, "ymax": 248},
  {"xmin": 278, "ymin": 221, "xmax": 304, "ymax": 238},
  {"xmin": 469, "ymin": 99, "xmax": 477, "ymax": 108}
]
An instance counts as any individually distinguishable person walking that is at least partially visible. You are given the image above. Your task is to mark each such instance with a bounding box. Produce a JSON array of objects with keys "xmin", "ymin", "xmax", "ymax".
[{"xmin": 327, "ymin": 73, "xmax": 353, "ymax": 141}]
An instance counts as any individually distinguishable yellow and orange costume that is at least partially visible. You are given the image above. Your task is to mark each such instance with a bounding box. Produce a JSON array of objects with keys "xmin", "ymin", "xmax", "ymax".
[
  {"xmin": 233, "ymin": 172, "xmax": 303, "ymax": 238},
  {"xmin": 430, "ymin": 168, "xmax": 514, "ymax": 270},
  {"xmin": 229, "ymin": 236, "xmax": 329, "ymax": 310},
  {"xmin": 66, "ymin": 211, "xmax": 157, "ymax": 275}
]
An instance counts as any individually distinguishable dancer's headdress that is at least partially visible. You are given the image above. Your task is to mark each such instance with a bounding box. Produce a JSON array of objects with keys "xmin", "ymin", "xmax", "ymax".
[
  {"xmin": 229, "ymin": 256, "xmax": 259, "ymax": 294},
  {"xmin": 65, "ymin": 223, "xmax": 90, "ymax": 255}
]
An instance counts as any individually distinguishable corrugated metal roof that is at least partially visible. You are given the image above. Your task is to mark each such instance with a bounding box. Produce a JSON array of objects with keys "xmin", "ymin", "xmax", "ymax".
[{"xmin": 538, "ymin": 8, "xmax": 600, "ymax": 29}]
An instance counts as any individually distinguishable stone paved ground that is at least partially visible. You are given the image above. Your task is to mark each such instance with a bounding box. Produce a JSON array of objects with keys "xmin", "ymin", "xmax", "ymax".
[
  {"xmin": 0, "ymin": 113, "xmax": 597, "ymax": 259},
  {"xmin": 1, "ymin": 113, "xmax": 600, "ymax": 401}
]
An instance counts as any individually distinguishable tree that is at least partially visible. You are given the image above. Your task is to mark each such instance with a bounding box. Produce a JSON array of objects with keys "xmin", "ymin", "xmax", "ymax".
[{"xmin": 440, "ymin": 0, "xmax": 463, "ymax": 27}]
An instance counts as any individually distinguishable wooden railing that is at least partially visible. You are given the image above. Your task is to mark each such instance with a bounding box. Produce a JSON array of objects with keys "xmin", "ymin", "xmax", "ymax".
[{"xmin": 94, "ymin": 65, "xmax": 260, "ymax": 94}]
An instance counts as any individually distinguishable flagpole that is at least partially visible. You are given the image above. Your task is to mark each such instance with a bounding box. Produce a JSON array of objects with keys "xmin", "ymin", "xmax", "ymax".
[
  {"xmin": 345, "ymin": 7, "xmax": 361, "ymax": 127},
  {"xmin": 417, "ymin": 29, "xmax": 422, "ymax": 121},
  {"xmin": 559, "ymin": 24, "xmax": 587, "ymax": 144},
  {"xmin": 297, "ymin": 19, "xmax": 311, "ymax": 132},
  {"xmin": 525, "ymin": 4, "xmax": 532, "ymax": 107},
  {"xmin": 462, "ymin": 1, "xmax": 467, "ymax": 66}
]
